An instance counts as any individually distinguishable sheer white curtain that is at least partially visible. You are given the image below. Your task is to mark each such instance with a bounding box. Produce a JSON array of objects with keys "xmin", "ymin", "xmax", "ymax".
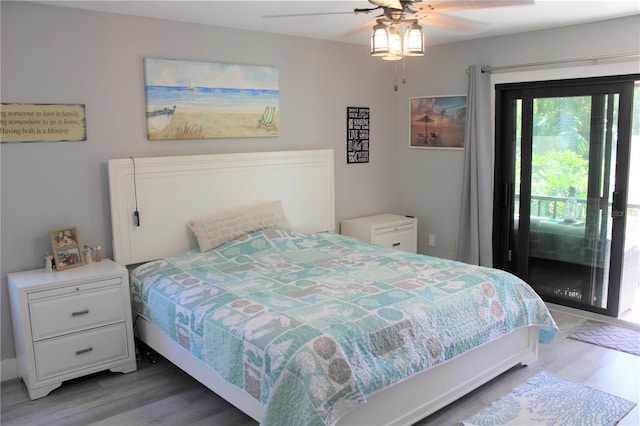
[{"xmin": 457, "ymin": 65, "xmax": 493, "ymax": 266}]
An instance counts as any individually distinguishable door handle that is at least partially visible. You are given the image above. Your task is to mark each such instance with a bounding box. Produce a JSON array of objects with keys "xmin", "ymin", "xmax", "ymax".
[
  {"xmin": 502, "ymin": 182, "xmax": 510, "ymax": 207},
  {"xmin": 612, "ymin": 191, "xmax": 625, "ymax": 218}
]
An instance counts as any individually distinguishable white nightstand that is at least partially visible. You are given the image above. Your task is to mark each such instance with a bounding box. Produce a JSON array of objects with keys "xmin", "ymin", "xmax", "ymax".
[
  {"xmin": 341, "ymin": 213, "xmax": 418, "ymax": 253},
  {"xmin": 8, "ymin": 259, "xmax": 137, "ymax": 400}
]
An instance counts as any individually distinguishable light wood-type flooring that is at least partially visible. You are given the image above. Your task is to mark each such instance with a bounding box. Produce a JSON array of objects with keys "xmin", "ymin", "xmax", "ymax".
[{"xmin": 2, "ymin": 310, "xmax": 638, "ymax": 425}]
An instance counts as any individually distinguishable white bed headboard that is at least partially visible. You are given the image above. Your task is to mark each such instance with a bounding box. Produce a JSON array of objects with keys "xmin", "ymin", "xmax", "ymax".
[{"xmin": 108, "ymin": 149, "xmax": 335, "ymax": 266}]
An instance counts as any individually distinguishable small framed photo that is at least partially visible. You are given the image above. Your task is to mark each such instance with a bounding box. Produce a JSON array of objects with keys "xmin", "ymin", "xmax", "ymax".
[{"xmin": 49, "ymin": 226, "xmax": 84, "ymax": 270}]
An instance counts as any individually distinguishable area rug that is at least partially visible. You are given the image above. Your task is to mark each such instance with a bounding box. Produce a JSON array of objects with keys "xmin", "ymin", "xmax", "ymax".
[
  {"xmin": 461, "ymin": 371, "xmax": 636, "ymax": 426},
  {"xmin": 568, "ymin": 320, "xmax": 640, "ymax": 356}
]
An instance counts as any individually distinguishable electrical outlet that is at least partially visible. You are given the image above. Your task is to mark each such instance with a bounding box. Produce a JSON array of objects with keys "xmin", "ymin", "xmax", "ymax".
[{"xmin": 428, "ymin": 234, "xmax": 436, "ymax": 247}]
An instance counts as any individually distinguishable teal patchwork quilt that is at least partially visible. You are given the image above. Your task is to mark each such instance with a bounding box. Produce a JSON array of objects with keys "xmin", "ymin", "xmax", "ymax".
[{"xmin": 130, "ymin": 229, "xmax": 557, "ymax": 426}]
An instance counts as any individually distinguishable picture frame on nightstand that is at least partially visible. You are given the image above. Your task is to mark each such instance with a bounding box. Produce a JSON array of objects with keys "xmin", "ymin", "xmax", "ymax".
[{"xmin": 49, "ymin": 226, "xmax": 83, "ymax": 270}]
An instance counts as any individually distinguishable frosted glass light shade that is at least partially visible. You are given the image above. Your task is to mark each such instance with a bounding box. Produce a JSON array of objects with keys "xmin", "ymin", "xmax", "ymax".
[
  {"xmin": 403, "ymin": 22, "xmax": 424, "ymax": 56},
  {"xmin": 371, "ymin": 22, "xmax": 390, "ymax": 56},
  {"xmin": 382, "ymin": 27, "xmax": 403, "ymax": 61}
]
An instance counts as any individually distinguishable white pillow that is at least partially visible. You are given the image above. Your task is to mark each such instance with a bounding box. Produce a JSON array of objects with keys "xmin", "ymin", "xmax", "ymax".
[{"xmin": 187, "ymin": 200, "xmax": 291, "ymax": 252}]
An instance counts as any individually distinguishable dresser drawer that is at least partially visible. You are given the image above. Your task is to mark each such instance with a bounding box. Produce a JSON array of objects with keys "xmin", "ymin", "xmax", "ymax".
[
  {"xmin": 374, "ymin": 226, "xmax": 415, "ymax": 252},
  {"xmin": 34, "ymin": 323, "xmax": 129, "ymax": 380},
  {"xmin": 30, "ymin": 285, "xmax": 126, "ymax": 340}
]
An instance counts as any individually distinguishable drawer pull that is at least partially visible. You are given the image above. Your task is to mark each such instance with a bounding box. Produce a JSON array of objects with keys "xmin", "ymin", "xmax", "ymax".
[
  {"xmin": 75, "ymin": 347, "xmax": 93, "ymax": 356},
  {"xmin": 71, "ymin": 309, "xmax": 90, "ymax": 317},
  {"xmin": 392, "ymin": 242, "xmax": 401, "ymax": 247}
]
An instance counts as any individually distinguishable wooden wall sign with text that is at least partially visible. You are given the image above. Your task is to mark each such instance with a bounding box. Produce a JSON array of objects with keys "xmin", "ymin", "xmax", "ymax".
[
  {"xmin": 347, "ymin": 106, "xmax": 369, "ymax": 164},
  {"xmin": 1, "ymin": 104, "xmax": 87, "ymax": 143}
]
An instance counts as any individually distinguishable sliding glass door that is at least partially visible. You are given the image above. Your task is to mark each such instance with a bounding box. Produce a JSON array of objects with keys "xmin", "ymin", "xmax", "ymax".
[{"xmin": 494, "ymin": 75, "xmax": 638, "ymax": 317}]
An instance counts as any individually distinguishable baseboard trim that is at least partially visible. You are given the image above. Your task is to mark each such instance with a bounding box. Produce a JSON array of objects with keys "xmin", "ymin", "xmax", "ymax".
[{"xmin": 1, "ymin": 358, "xmax": 18, "ymax": 382}]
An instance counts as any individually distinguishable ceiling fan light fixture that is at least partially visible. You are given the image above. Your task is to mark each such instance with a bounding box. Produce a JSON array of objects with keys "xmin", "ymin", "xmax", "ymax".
[
  {"xmin": 371, "ymin": 20, "xmax": 390, "ymax": 56},
  {"xmin": 403, "ymin": 21, "xmax": 424, "ymax": 56}
]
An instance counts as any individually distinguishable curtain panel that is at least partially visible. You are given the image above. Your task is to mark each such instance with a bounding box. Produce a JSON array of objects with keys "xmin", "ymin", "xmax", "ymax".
[{"xmin": 457, "ymin": 65, "xmax": 493, "ymax": 266}]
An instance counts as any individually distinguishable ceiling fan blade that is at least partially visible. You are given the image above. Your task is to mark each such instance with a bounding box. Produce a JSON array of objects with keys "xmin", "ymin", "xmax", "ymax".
[
  {"xmin": 411, "ymin": 0, "xmax": 533, "ymax": 13},
  {"xmin": 407, "ymin": 0, "xmax": 533, "ymax": 33},
  {"xmin": 419, "ymin": 12, "xmax": 486, "ymax": 33},
  {"xmin": 264, "ymin": 5, "xmax": 382, "ymax": 20},
  {"xmin": 263, "ymin": 11, "xmax": 358, "ymax": 19},
  {"xmin": 369, "ymin": 0, "xmax": 403, "ymax": 9},
  {"xmin": 344, "ymin": 16, "xmax": 381, "ymax": 38}
]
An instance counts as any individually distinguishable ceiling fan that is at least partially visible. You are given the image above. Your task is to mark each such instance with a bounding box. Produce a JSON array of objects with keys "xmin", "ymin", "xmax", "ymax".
[
  {"xmin": 265, "ymin": 1, "xmax": 533, "ymax": 90},
  {"xmin": 265, "ymin": 0, "xmax": 534, "ymax": 37}
]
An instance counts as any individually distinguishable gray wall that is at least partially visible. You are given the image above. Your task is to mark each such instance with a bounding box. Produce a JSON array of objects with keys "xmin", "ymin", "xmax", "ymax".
[
  {"xmin": 0, "ymin": 1, "xmax": 399, "ymax": 367},
  {"xmin": 1, "ymin": 0, "xmax": 639, "ymax": 371}
]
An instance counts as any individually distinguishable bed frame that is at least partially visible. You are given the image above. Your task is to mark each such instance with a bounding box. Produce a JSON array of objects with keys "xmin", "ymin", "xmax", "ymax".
[{"xmin": 108, "ymin": 149, "xmax": 540, "ymax": 425}]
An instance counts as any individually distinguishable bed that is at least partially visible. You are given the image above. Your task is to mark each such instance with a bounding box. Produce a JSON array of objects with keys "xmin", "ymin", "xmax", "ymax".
[{"xmin": 108, "ymin": 149, "xmax": 557, "ymax": 426}]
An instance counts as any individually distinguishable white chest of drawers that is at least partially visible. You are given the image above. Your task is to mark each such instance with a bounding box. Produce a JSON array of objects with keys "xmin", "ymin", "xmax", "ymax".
[
  {"xmin": 8, "ymin": 259, "xmax": 137, "ymax": 399},
  {"xmin": 341, "ymin": 213, "xmax": 418, "ymax": 253}
]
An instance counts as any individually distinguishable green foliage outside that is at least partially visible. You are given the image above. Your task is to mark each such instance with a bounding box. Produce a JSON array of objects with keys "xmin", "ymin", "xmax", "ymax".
[
  {"xmin": 531, "ymin": 95, "xmax": 591, "ymax": 202},
  {"xmin": 532, "ymin": 149, "xmax": 587, "ymax": 199},
  {"xmin": 526, "ymin": 96, "xmax": 592, "ymax": 219},
  {"xmin": 531, "ymin": 148, "xmax": 588, "ymax": 219},
  {"xmin": 515, "ymin": 87, "xmax": 639, "ymax": 221}
]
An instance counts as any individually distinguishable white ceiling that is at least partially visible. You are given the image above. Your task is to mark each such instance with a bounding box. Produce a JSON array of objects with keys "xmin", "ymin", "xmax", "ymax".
[{"xmin": 32, "ymin": 0, "xmax": 640, "ymax": 47}]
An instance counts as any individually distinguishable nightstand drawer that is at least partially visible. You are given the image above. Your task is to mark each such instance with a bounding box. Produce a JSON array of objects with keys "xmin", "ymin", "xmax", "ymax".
[
  {"xmin": 28, "ymin": 277, "xmax": 123, "ymax": 301},
  {"xmin": 30, "ymin": 285, "xmax": 126, "ymax": 340},
  {"xmin": 374, "ymin": 226, "xmax": 415, "ymax": 251},
  {"xmin": 34, "ymin": 323, "xmax": 129, "ymax": 380}
]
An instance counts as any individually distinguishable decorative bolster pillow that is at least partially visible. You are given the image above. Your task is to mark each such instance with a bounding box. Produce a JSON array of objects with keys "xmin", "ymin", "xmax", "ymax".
[{"xmin": 187, "ymin": 200, "xmax": 291, "ymax": 252}]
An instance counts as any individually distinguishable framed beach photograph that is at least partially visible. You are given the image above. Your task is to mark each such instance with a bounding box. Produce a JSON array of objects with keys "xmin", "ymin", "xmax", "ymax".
[
  {"xmin": 49, "ymin": 226, "xmax": 83, "ymax": 270},
  {"xmin": 143, "ymin": 58, "xmax": 280, "ymax": 140},
  {"xmin": 410, "ymin": 95, "xmax": 466, "ymax": 149}
]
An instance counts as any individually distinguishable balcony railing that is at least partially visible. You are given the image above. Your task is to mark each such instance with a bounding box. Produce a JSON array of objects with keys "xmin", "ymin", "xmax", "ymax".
[{"xmin": 514, "ymin": 194, "xmax": 640, "ymax": 222}]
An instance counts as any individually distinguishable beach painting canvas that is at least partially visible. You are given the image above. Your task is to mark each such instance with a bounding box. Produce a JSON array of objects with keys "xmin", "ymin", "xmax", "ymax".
[
  {"xmin": 410, "ymin": 95, "xmax": 466, "ymax": 149},
  {"xmin": 144, "ymin": 58, "xmax": 279, "ymax": 139}
]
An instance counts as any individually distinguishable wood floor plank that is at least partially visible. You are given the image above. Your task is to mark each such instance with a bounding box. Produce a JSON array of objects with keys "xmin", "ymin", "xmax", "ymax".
[{"xmin": 2, "ymin": 310, "xmax": 637, "ymax": 425}]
